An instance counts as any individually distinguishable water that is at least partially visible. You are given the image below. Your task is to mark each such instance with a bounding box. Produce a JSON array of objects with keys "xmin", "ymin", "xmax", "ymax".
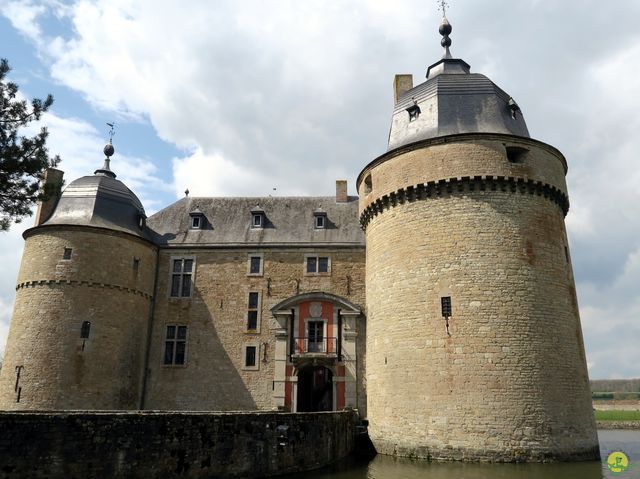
[{"xmin": 287, "ymin": 430, "xmax": 640, "ymax": 479}]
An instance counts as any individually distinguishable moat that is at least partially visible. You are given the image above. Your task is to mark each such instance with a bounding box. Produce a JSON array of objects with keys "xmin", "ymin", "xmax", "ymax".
[{"xmin": 285, "ymin": 430, "xmax": 639, "ymax": 479}]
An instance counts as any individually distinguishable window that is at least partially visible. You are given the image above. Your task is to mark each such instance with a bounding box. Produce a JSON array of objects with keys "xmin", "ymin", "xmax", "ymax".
[
  {"xmin": 250, "ymin": 207, "xmax": 265, "ymax": 229},
  {"xmin": 80, "ymin": 321, "xmax": 91, "ymax": 339},
  {"xmin": 314, "ymin": 214, "xmax": 327, "ymax": 229},
  {"xmin": 63, "ymin": 248, "xmax": 72, "ymax": 260},
  {"xmin": 441, "ymin": 296, "xmax": 452, "ymax": 318},
  {"xmin": 306, "ymin": 255, "xmax": 330, "ymax": 274},
  {"xmin": 247, "ymin": 254, "xmax": 263, "ymax": 276},
  {"xmin": 505, "ymin": 146, "xmax": 528, "ymax": 163},
  {"xmin": 191, "ymin": 215, "xmax": 201, "ymax": 229},
  {"xmin": 170, "ymin": 258, "xmax": 194, "ymax": 297},
  {"xmin": 245, "ymin": 345, "xmax": 257, "ymax": 367},
  {"xmin": 406, "ymin": 101, "xmax": 421, "ymax": 121},
  {"xmin": 164, "ymin": 325, "xmax": 187, "ymax": 365},
  {"xmin": 363, "ymin": 174, "xmax": 372, "ymax": 194},
  {"xmin": 307, "ymin": 320, "xmax": 325, "ymax": 352},
  {"xmin": 247, "ymin": 292, "xmax": 260, "ymax": 331}
]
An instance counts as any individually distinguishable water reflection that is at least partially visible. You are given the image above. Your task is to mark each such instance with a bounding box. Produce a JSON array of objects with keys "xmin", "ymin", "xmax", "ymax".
[{"xmin": 288, "ymin": 429, "xmax": 640, "ymax": 479}]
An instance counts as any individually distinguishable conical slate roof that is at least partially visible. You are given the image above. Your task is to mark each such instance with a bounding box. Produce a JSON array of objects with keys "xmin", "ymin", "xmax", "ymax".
[
  {"xmin": 44, "ymin": 146, "xmax": 148, "ymax": 238},
  {"xmin": 387, "ymin": 16, "xmax": 529, "ymax": 150}
]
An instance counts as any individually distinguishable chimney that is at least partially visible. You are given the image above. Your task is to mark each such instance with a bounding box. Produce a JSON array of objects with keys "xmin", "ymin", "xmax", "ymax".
[
  {"xmin": 393, "ymin": 74, "xmax": 413, "ymax": 104},
  {"xmin": 34, "ymin": 168, "xmax": 64, "ymax": 226},
  {"xmin": 335, "ymin": 180, "xmax": 348, "ymax": 203}
]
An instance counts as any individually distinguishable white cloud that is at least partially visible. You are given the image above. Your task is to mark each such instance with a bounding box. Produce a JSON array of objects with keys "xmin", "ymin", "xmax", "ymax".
[
  {"xmin": 172, "ymin": 148, "xmax": 276, "ymax": 198},
  {"xmin": 2, "ymin": 0, "xmax": 640, "ymax": 379}
]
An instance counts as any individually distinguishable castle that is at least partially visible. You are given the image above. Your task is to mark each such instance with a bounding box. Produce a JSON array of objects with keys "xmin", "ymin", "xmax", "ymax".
[{"xmin": 0, "ymin": 15, "xmax": 599, "ymax": 461}]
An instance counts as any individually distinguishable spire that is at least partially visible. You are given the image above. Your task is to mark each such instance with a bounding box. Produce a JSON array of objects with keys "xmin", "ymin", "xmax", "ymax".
[
  {"xmin": 439, "ymin": 16, "xmax": 453, "ymax": 59},
  {"xmin": 95, "ymin": 123, "xmax": 117, "ymax": 178},
  {"xmin": 426, "ymin": 2, "xmax": 470, "ymax": 79}
]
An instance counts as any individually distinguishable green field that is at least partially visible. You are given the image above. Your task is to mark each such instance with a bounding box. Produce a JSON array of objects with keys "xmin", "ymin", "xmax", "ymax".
[{"xmin": 595, "ymin": 410, "xmax": 640, "ymax": 421}]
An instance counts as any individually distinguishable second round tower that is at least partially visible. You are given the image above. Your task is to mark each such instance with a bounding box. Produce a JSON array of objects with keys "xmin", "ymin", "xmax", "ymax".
[{"xmin": 357, "ymin": 17, "xmax": 599, "ymax": 461}]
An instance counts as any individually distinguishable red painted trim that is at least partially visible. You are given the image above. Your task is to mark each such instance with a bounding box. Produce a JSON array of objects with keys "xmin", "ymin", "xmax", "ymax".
[{"xmin": 337, "ymin": 381, "xmax": 345, "ymax": 410}]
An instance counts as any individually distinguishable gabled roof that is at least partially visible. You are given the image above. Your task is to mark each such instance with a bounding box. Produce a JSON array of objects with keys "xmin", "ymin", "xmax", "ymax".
[{"xmin": 146, "ymin": 196, "xmax": 364, "ymax": 247}]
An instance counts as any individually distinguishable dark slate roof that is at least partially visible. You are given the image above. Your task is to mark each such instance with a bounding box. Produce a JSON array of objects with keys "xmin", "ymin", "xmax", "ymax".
[
  {"xmin": 387, "ymin": 65, "xmax": 530, "ymax": 151},
  {"xmin": 44, "ymin": 174, "xmax": 149, "ymax": 239},
  {"xmin": 146, "ymin": 196, "xmax": 365, "ymax": 247}
]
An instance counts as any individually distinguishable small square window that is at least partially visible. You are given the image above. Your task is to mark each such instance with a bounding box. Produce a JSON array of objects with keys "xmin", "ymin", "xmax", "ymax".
[
  {"xmin": 191, "ymin": 216, "xmax": 201, "ymax": 229},
  {"xmin": 306, "ymin": 255, "xmax": 330, "ymax": 275},
  {"xmin": 245, "ymin": 346, "xmax": 257, "ymax": 367},
  {"xmin": 406, "ymin": 103, "xmax": 421, "ymax": 122},
  {"xmin": 252, "ymin": 214, "xmax": 263, "ymax": 228},
  {"xmin": 248, "ymin": 254, "xmax": 263, "ymax": 276},
  {"xmin": 63, "ymin": 248, "xmax": 72, "ymax": 260},
  {"xmin": 315, "ymin": 215, "xmax": 325, "ymax": 229}
]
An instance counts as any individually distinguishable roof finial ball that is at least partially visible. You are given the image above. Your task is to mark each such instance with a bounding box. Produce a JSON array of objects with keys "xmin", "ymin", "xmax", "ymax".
[
  {"xmin": 95, "ymin": 122, "xmax": 117, "ymax": 178},
  {"xmin": 104, "ymin": 122, "xmax": 115, "ymax": 157},
  {"xmin": 438, "ymin": 1, "xmax": 453, "ymax": 58},
  {"xmin": 103, "ymin": 143, "xmax": 115, "ymax": 158}
]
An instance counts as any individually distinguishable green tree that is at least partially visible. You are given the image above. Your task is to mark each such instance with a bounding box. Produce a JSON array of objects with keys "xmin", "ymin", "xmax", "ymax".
[{"xmin": 0, "ymin": 58, "xmax": 61, "ymax": 230}]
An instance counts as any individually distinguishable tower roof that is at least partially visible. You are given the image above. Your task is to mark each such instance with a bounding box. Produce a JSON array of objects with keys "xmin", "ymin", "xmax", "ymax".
[
  {"xmin": 44, "ymin": 143, "xmax": 148, "ymax": 239},
  {"xmin": 387, "ymin": 14, "xmax": 529, "ymax": 151}
]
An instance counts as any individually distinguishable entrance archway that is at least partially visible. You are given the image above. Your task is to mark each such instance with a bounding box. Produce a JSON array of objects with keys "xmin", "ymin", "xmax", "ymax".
[{"xmin": 296, "ymin": 365, "xmax": 333, "ymax": 412}]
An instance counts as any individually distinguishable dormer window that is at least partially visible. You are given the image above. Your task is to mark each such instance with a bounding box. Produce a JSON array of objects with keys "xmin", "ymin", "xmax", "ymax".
[
  {"xmin": 250, "ymin": 206, "xmax": 265, "ymax": 229},
  {"xmin": 313, "ymin": 208, "xmax": 327, "ymax": 229},
  {"xmin": 138, "ymin": 215, "xmax": 146, "ymax": 229},
  {"xmin": 406, "ymin": 98, "xmax": 421, "ymax": 122},
  {"xmin": 189, "ymin": 207, "xmax": 205, "ymax": 229}
]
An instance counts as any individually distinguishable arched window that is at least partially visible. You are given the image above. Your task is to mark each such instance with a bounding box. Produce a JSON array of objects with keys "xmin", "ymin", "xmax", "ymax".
[{"xmin": 80, "ymin": 321, "xmax": 91, "ymax": 339}]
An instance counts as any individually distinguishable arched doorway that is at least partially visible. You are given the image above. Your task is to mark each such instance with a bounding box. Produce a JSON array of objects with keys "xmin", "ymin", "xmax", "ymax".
[{"xmin": 297, "ymin": 365, "xmax": 333, "ymax": 412}]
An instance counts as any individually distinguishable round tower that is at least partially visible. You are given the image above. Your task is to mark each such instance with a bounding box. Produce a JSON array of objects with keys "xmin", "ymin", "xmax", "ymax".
[
  {"xmin": 0, "ymin": 144, "xmax": 157, "ymax": 410},
  {"xmin": 358, "ymin": 16, "xmax": 599, "ymax": 461}
]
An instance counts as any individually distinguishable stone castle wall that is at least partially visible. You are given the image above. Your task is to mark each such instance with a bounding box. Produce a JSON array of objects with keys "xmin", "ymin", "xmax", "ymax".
[
  {"xmin": 359, "ymin": 135, "xmax": 599, "ymax": 461},
  {"xmin": 0, "ymin": 226, "xmax": 157, "ymax": 410},
  {"xmin": 0, "ymin": 410, "xmax": 357, "ymax": 478},
  {"xmin": 144, "ymin": 247, "xmax": 366, "ymax": 413}
]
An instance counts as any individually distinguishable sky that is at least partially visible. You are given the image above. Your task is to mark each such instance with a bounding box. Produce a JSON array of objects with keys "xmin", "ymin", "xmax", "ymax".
[{"xmin": 0, "ymin": 0, "xmax": 639, "ymax": 379}]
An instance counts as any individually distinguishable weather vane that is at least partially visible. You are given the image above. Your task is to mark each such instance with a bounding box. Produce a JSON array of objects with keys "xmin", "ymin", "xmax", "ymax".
[
  {"xmin": 106, "ymin": 122, "xmax": 116, "ymax": 144},
  {"xmin": 438, "ymin": 0, "xmax": 449, "ymax": 17}
]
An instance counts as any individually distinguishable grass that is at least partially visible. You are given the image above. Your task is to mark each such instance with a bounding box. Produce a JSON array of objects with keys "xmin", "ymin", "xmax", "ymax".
[{"xmin": 595, "ymin": 410, "xmax": 640, "ymax": 421}]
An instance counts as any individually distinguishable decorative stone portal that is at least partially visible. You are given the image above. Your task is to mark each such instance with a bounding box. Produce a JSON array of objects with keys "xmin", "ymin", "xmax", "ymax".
[
  {"xmin": 297, "ymin": 365, "xmax": 333, "ymax": 412},
  {"xmin": 270, "ymin": 292, "xmax": 362, "ymax": 413}
]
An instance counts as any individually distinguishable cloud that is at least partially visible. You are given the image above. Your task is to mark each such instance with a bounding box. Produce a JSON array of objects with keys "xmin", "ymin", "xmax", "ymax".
[
  {"xmin": 23, "ymin": 112, "xmax": 173, "ymax": 213},
  {"xmin": 2, "ymin": 0, "xmax": 640, "ymax": 379}
]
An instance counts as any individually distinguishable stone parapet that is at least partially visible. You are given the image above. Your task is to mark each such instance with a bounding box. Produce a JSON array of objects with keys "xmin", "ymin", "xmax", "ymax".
[{"xmin": 0, "ymin": 410, "xmax": 357, "ymax": 478}]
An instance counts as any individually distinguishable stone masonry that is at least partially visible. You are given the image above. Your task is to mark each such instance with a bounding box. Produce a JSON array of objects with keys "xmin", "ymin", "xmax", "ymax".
[
  {"xmin": 144, "ymin": 247, "xmax": 366, "ymax": 413},
  {"xmin": 358, "ymin": 134, "xmax": 599, "ymax": 461},
  {"xmin": 0, "ymin": 226, "xmax": 157, "ymax": 410}
]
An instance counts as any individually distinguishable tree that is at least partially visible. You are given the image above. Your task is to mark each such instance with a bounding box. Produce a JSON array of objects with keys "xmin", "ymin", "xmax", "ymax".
[{"xmin": 0, "ymin": 58, "xmax": 61, "ymax": 230}]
